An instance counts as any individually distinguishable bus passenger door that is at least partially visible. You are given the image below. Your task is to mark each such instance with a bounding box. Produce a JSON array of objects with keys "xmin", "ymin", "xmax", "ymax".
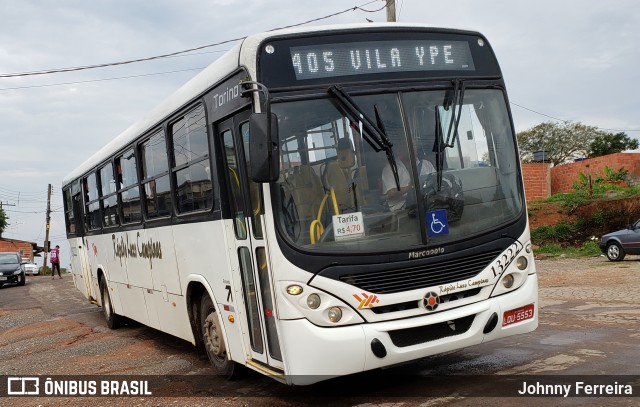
[
  {"xmin": 218, "ymin": 112, "xmax": 283, "ymax": 372},
  {"xmin": 71, "ymin": 193, "xmax": 95, "ymax": 301}
]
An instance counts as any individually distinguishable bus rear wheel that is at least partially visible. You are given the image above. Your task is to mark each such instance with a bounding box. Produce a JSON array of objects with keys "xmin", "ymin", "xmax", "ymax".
[
  {"xmin": 100, "ymin": 277, "xmax": 123, "ymax": 329},
  {"xmin": 200, "ymin": 293, "xmax": 236, "ymax": 378}
]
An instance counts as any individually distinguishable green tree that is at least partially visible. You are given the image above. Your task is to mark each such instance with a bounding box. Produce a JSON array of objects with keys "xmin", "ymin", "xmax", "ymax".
[
  {"xmin": 517, "ymin": 121, "xmax": 605, "ymax": 166},
  {"xmin": 588, "ymin": 132, "xmax": 639, "ymax": 158},
  {"xmin": 0, "ymin": 207, "xmax": 8, "ymax": 238}
]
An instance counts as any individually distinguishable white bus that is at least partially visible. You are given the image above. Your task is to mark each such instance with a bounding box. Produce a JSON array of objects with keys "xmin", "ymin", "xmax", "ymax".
[{"xmin": 63, "ymin": 23, "xmax": 537, "ymax": 385}]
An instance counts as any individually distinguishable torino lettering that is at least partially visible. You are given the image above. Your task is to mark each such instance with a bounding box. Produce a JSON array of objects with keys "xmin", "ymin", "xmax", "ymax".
[
  {"xmin": 112, "ymin": 232, "xmax": 163, "ymax": 269},
  {"xmin": 212, "ymin": 85, "xmax": 239, "ymax": 109}
]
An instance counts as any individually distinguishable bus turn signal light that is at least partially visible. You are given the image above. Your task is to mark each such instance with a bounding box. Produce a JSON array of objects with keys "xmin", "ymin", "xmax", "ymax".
[{"xmin": 286, "ymin": 285, "xmax": 303, "ymax": 295}]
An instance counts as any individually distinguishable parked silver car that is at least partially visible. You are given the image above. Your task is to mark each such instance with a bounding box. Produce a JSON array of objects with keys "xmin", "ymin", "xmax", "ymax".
[
  {"xmin": 599, "ymin": 219, "xmax": 640, "ymax": 261},
  {"xmin": 22, "ymin": 260, "xmax": 39, "ymax": 275}
]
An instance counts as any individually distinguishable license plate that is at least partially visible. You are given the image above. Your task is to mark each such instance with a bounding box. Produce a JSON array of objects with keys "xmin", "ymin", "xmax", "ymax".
[
  {"xmin": 0, "ymin": 276, "xmax": 7, "ymax": 281},
  {"xmin": 502, "ymin": 303, "xmax": 535, "ymax": 327}
]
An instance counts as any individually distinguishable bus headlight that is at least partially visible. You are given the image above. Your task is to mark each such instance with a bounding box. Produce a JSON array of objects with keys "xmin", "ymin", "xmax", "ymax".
[
  {"xmin": 502, "ymin": 274, "xmax": 515, "ymax": 289},
  {"xmin": 327, "ymin": 307, "xmax": 342, "ymax": 323},
  {"xmin": 516, "ymin": 256, "xmax": 528, "ymax": 270},
  {"xmin": 307, "ymin": 293, "xmax": 321, "ymax": 309},
  {"xmin": 279, "ymin": 281, "xmax": 364, "ymax": 326}
]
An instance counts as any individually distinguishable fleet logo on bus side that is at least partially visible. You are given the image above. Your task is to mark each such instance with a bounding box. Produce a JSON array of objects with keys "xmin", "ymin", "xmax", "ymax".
[{"xmin": 112, "ymin": 233, "xmax": 163, "ymax": 269}]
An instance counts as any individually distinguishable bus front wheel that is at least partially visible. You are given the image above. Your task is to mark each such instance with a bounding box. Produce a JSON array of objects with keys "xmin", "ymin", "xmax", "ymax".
[{"xmin": 200, "ymin": 293, "xmax": 236, "ymax": 378}]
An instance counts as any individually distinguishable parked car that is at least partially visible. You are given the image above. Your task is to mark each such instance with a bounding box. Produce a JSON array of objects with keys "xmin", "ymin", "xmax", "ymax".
[
  {"xmin": 22, "ymin": 260, "xmax": 39, "ymax": 275},
  {"xmin": 0, "ymin": 252, "xmax": 26, "ymax": 287},
  {"xmin": 599, "ymin": 219, "xmax": 640, "ymax": 261}
]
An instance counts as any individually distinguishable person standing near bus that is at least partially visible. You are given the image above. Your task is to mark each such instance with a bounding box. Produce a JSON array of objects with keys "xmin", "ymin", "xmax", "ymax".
[{"xmin": 50, "ymin": 245, "xmax": 62, "ymax": 279}]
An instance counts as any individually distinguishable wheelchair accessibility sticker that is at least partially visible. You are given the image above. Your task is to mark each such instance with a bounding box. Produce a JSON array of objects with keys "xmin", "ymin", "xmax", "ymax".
[{"xmin": 427, "ymin": 209, "xmax": 449, "ymax": 237}]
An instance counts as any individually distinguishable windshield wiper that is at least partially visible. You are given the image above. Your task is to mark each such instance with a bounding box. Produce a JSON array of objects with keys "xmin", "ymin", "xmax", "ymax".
[
  {"xmin": 328, "ymin": 85, "xmax": 400, "ymax": 191},
  {"xmin": 433, "ymin": 79, "xmax": 466, "ymax": 191}
]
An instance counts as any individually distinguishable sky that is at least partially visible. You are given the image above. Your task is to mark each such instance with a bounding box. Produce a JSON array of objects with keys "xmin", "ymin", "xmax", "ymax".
[{"xmin": 1, "ymin": 0, "xmax": 639, "ymax": 267}]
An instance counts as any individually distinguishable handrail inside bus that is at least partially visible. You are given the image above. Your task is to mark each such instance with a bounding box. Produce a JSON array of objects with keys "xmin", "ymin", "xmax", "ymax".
[{"xmin": 309, "ymin": 188, "xmax": 339, "ymax": 244}]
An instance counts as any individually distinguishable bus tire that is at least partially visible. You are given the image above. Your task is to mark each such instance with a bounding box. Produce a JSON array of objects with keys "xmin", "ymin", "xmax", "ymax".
[
  {"xmin": 200, "ymin": 292, "xmax": 236, "ymax": 378},
  {"xmin": 100, "ymin": 277, "xmax": 123, "ymax": 329}
]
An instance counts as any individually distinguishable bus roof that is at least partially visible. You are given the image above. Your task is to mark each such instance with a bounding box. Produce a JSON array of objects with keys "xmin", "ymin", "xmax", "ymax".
[{"xmin": 62, "ymin": 23, "xmax": 480, "ymax": 186}]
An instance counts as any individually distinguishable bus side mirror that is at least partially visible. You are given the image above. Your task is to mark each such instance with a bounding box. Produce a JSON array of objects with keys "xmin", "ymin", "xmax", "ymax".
[{"xmin": 250, "ymin": 112, "xmax": 279, "ymax": 183}]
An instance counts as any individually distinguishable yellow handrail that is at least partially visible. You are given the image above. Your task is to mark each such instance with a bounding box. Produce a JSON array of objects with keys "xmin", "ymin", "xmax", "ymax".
[
  {"xmin": 309, "ymin": 194, "xmax": 329, "ymax": 244},
  {"xmin": 329, "ymin": 187, "xmax": 339, "ymax": 216},
  {"xmin": 309, "ymin": 188, "xmax": 340, "ymax": 244}
]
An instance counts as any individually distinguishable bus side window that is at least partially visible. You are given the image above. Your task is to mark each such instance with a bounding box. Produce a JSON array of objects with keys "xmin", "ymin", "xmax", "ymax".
[
  {"xmin": 63, "ymin": 188, "xmax": 76, "ymax": 234},
  {"xmin": 99, "ymin": 162, "xmax": 119, "ymax": 228},
  {"xmin": 116, "ymin": 149, "xmax": 142, "ymax": 224},
  {"xmin": 140, "ymin": 131, "xmax": 172, "ymax": 219},
  {"xmin": 171, "ymin": 105, "xmax": 213, "ymax": 214},
  {"xmin": 83, "ymin": 173, "xmax": 100, "ymax": 231}
]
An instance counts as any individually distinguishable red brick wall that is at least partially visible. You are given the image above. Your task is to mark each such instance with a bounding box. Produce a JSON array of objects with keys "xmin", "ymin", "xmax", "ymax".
[
  {"xmin": 550, "ymin": 153, "xmax": 640, "ymax": 194},
  {"xmin": 522, "ymin": 163, "xmax": 551, "ymax": 202},
  {"xmin": 521, "ymin": 153, "xmax": 640, "ymax": 202},
  {"xmin": 0, "ymin": 239, "xmax": 34, "ymax": 261}
]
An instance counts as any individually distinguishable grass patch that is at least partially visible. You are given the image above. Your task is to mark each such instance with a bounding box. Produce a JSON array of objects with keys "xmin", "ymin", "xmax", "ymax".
[{"xmin": 535, "ymin": 241, "xmax": 601, "ymax": 257}]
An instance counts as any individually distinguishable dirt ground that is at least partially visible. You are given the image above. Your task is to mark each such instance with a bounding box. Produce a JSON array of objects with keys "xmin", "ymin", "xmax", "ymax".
[{"xmin": 1, "ymin": 255, "xmax": 638, "ymax": 406}]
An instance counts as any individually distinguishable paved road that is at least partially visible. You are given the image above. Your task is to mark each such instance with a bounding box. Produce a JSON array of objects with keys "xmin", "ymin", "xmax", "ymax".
[{"xmin": 0, "ymin": 258, "xmax": 638, "ymax": 406}]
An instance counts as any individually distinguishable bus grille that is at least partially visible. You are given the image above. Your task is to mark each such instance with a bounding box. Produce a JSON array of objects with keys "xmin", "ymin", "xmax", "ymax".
[
  {"xmin": 339, "ymin": 250, "xmax": 501, "ymax": 294},
  {"xmin": 388, "ymin": 315, "xmax": 475, "ymax": 347}
]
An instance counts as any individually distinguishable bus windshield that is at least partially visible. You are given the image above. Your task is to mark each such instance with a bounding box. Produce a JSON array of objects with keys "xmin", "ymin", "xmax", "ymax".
[{"xmin": 271, "ymin": 88, "xmax": 523, "ymax": 253}]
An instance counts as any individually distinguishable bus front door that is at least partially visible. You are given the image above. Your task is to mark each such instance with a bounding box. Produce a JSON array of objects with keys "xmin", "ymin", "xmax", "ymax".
[
  {"xmin": 71, "ymin": 193, "xmax": 95, "ymax": 302},
  {"xmin": 219, "ymin": 113, "xmax": 284, "ymax": 373}
]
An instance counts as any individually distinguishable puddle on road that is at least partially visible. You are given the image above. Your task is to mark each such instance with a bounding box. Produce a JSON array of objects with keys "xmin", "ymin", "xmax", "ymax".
[
  {"xmin": 539, "ymin": 330, "xmax": 604, "ymax": 346},
  {"xmin": 571, "ymin": 303, "xmax": 636, "ymax": 311}
]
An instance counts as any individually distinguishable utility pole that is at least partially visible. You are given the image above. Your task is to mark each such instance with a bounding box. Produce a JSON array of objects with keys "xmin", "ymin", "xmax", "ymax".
[
  {"xmin": 386, "ymin": 0, "xmax": 396, "ymax": 22},
  {"xmin": 43, "ymin": 184, "xmax": 52, "ymax": 271}
]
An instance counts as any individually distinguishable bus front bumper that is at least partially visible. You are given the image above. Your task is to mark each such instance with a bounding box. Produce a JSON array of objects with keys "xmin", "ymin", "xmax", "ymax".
[{"xmin": 278, "ymin": 273, "xmax": 538, "ymax": 385}]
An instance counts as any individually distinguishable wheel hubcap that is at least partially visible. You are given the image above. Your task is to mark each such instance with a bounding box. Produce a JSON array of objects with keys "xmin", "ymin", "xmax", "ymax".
[
  {"xmin": 608, "ymin": 246, "xmax": 619, "ymax": 258},
  {"xmin": 203, "ymin": 312, "xmax": 225, "ymax": 357}
]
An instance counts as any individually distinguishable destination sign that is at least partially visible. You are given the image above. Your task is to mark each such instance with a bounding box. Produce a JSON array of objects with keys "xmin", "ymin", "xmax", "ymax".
[{"xmin": 289, "ymin": 40, "xmax": 475, "ymax": 80}]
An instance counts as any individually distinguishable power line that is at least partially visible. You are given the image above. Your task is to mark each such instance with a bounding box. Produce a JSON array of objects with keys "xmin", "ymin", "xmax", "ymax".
[
  {"xmin": 0, "ymin": 67, "xmax": 205, "ymax": 92},
  {"xmin": 0, "ymin": 187, "xmax": 43, "ymax": 196},
  {"xmin": 4, "ymin": 209, "xmax": 43, "ymax": 214},
  {"xmin": 0, "ymin": 1, "xmax": 382, "ymax": 79},
  {"xmin": 510, "ymin": 101, "xmax": 567, "ymax": 122},
  {"xmin": 510, "ymin": 101, "xmax": 640, "ymax": 133},
  {"xmin": 270, "ymin": 1, "xmax": 383, "ymax": 30},
  {"xmin": 0, "ymin": 38, "xmax": 244, "ymax": 79}
]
